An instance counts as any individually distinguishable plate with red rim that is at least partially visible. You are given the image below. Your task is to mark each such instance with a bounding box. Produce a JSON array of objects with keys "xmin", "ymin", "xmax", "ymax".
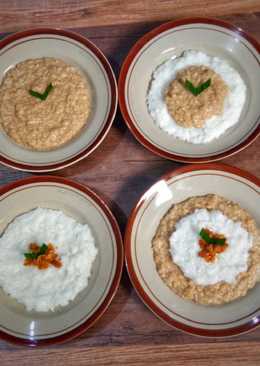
[
  {"xmin": 119, "ymin": 17, "xmax": 260, "ymax": 163},
  {"xmin": 125, "ymin": 163, "xmax": 260, "ymax": 337},
  {"xmin": 0, "ymin": 176, "xmax": 123, "ymax": 346},
  {"xmin": 0, "ymin": 28, "xmax": 117, "ymax": 172}
]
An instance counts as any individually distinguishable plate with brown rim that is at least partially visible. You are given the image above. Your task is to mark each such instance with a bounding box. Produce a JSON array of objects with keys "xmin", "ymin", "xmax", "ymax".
[
  {"xmin": 0, "ymin": 28, "xmax": 117, "ymax": 172},
  {"xmin": 125, "ymin": 163, "xmax": 260, "ymax": 337},
  {"xmin": 119, "ymin": 17, "xmax": 260, "ymax": 163},
  {"xmin": 0, "ymin": 176, "xmax": 123, "ymax": 346}
]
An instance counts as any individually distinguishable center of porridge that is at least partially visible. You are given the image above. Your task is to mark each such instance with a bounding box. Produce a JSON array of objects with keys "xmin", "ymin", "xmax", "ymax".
[
  {"xmin": 24, "ymin": 242, "xmax": 62, "ymax": 270},
  {"xmin": 198, "ymin": 228, "xmax": 228, "ymax": 263},
  {"xmin": 164, "ymin": 65, "xmax": 229, "ymax": 128},
  {"xmin": 169, "ymin": 208, "xmax": 253, "ymax": 286}
]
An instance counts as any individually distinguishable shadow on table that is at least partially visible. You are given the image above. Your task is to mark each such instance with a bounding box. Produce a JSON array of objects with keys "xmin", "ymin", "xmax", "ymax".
[{"xmin": 106, "ymin": 21, "xmax": 163, "ymax": 77}]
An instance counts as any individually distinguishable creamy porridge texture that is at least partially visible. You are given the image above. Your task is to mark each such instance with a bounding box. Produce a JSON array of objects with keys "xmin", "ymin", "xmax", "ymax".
[
  {"xmin": 0, "ymin": 58, "xmax": 92, "ymax": 151},
  {"xmin": 170, "ymin": 209, "xmax": 253, "ymax": 285},
  {"xmin": 165, "ymin": 66, "xmax": 229, "ymax": 128},
  {"xmin": 152, "ymin": 195, "xmax": 260, "ymax": 305},
  {"xmin": 0, "ymin": 208, "xmax": 98, "ymax": 312},
  {"xmin": 147, "ymin": 51, "xmax": 247, "ymax": 143}
]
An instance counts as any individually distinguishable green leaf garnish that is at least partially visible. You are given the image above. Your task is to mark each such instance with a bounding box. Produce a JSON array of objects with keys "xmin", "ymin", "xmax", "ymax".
[
  {"xmin": 29, "ymin": 83, "xmax": 54, "ymax": 101},
  {"xmin": 199, "ymin": 228, "xmax": 226, "ymax": 245},
  {"xmin": 184, "ymin": 78, "xmax": 211, "ymax": 96},
  {"xmin": 38, "ymin": 243, "xmax": 48, "ymax": 255},
  {"xmin": 24, "ymin": 252, "xmax": 38, "ymax": 260},
  {"xmin": 24, "ymin": 243, "xmax": 48, "ymax": 260}
]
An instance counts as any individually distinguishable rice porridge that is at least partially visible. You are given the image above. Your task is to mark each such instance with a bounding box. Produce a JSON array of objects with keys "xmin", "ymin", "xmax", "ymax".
[
  {"xmin": 152, "ymin": 194, "xmax": 260, "ymax": 305},
  {"xmin": 0, "ymin": 58, "xmax": 92, "ymax": 151},
  {"xmin": 0, "ymin": 208, "xmax": 98, "ymax": 312},
  {"xmin": 147, "ymin": 51, "xmax": 246, "ymax": 144}
]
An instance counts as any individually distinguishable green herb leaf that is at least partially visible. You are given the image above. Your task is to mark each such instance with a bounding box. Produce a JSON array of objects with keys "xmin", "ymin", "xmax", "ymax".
[
  {"xmin": 184, "ymin": 78, "xmax": 211, "ymax": 96},
  {"xmin": 29, "ymin": 83, "xmax": 54, "ymax": 101},
  {"xmin": 41, "ymin": 83, "xmax": 53, "ymax": 100},
  {"xmin": 24, "ymin": 243, "xmax": 48, "ymax": 260},
  {"xmin": 184, "ymin": 80, "xmax": 197, "ymax": 95},
  {"xmin": 199, "ymin": 228, "xmax": 226, "ymax": 245},
  {"xmin": 29, "ymin": 89, "xmax": 45, "ymax": 100},
  {"xmin": 24, "ymin": 252, "xmax": 38, "ymax": 260},
  {"xmin": 38, "ymin": 243, "xmax": 48, "ymax": 255}
]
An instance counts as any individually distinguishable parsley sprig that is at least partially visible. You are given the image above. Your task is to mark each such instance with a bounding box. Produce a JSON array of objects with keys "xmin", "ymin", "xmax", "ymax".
[
  {"xmin": 184, "ymin": 79, "xmax": 211, "ymax": 96},
  {"xmin": 24, "ymin": 243, "xmax": 48, "ymax": 260},
  {"xmin": 29, "ymin": 83, "xmax": 54, "ymax": 101}
]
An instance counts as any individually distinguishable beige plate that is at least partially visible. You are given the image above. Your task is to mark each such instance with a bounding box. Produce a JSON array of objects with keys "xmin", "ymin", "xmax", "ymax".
[
  {"xmin": 0, "ymin": 28, "xmax": 117, "ymax": 172},
  {"xmin": 119, "ymin": 18, "xmax": 260, "ymax": 163},
  {"xmin": 125, "ymin": 163, "xmax": 260, "ymax": 337},
  {"xmin": 0, "ymin": 176, "xmax": 123, "ymax": 346}
]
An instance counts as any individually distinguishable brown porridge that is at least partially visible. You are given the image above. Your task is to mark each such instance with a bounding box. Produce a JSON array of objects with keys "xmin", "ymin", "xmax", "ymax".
[
  {"xmin": 0, "ymin": 58, "xmax": 92, "ymax": 151},
  {"xmin": 165, "ymin": 66, "xmax": 229, "ymax": 128},
  {"xmin": 152, "ymin": 194, "xmax": 260, "ymax": 305}
]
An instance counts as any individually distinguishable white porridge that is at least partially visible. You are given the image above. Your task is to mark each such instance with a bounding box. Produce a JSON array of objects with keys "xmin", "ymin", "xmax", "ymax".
[
  {"xmin": 0, "ymin": 208, "xmax": 98, "ymax": 312},
  {"xmin": 152, "ymin": 194, "xmax": 260, "ymax": 305},
  {"xmin": 170, "ymin": 209, "xmax": 253, "ymax": 286},
  {"xmin": 147, "ymin": 50, "xmax": 246, "ymax": 143}
]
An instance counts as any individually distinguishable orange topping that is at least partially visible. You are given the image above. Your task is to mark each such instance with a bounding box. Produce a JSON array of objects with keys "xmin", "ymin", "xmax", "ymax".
[
  {"xmin": 29, "ymin": 243, "xmax": 39, "ymax": 252},
  {"xmin": 198, "ymin": 228, "xmax": 228, "ymax": 262},
  {"xmin": 24, "ymin": 243, "xmax": 62, "ymax": 270}
]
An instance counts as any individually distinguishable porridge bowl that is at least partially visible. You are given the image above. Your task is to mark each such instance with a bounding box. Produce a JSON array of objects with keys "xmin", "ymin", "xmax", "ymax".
[
  {"xmin": 125, "ymin": 163, "xmax": 260, "ymax": 337},
  {"xmin": 0, "ymin": 28, "xmax": 117, "ymax": 172},
  {"xmin": 119, "ymin": 18, "xmax": 260, "ymax": 162},
  {"xmin": 0, "ymin": 176, "xmax": 123, "ymax": 346}
]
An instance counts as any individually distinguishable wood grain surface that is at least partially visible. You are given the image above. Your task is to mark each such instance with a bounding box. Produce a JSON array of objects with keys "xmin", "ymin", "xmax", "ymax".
[
  {"xmin": 0, "ymin": 0, "xmax": 260, "ymax": 32},
  {"xmin": 0, "ymin": 2, "xmax": 260, "ymax": 365}
]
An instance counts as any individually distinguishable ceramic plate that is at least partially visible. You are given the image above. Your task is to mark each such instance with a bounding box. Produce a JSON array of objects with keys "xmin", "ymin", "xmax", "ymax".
[
  {"xmin": 119, "ymin": 18, "xmax": 260, "ymax": 163},
  {"xmin": 0, "ymin": 28, "xmax": 117, "ymax": 172},
  {"xmin": 125, "ymin": 163, "xmax": 260, "ymax": 337},
  {"xmin": 0, "ymin": 176, "xmax": 123, "ymax": 346}
]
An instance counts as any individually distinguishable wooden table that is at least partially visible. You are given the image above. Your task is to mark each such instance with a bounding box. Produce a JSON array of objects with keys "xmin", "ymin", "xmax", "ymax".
[{"xmin": 0, "ymin": 1, "xmax": 260, "ymax": 365}]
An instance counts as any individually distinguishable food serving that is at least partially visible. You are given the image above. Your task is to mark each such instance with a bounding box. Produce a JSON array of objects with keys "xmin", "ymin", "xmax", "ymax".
[
  {"xmin": 0, "ymin": 57, "xmax": 92, "ymax": 151},
  {"xmin": 0, "ymin": 207, "xmax": 98, "ymax": 312},
  {"xmin": 152, "ymin": 194, "xmax": 260, "ymax": 305},
  {"xmin": 147, "ymin": 51, "xmax": 246, "ymax": 144}
]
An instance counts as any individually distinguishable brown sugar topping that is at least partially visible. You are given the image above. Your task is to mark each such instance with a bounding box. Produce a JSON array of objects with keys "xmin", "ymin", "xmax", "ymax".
[
  {"xmin": 24, "ymin": 242, "xmax": 62, "ymax": 270},
  {"xmin": 198, "ymin": 228, "xmax": 228, "ymax": 262}
]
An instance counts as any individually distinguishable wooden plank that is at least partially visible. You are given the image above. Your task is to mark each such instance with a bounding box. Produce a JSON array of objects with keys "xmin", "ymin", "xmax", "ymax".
[
  {"xmin": 0, "ymin": 0, "xmax": 259, "ymax": 32},
  {"xmin": 1, "ymin": 342, "xmax": 260, "ymax": 365}
]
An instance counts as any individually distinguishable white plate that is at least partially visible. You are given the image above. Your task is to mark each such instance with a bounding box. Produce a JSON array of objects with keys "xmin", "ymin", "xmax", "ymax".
[
  {"xmin": 125, "ymin": 163, "xmax": 260, "ymax": 337},
  {"xmin": 0, "ymin": 28, "xmax": 117, "ymax": 172},
  {"xmin": 0, "ymin": 176, "xmax": 123, "ymax": 346},
  {"xmin": 119, "ymin": 18, "xmax": 260, "ymax": 163}
]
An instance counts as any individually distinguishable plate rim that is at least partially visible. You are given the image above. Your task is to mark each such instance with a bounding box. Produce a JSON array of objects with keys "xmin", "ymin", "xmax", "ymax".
[
  {"xmin": 118, "ymin": 17, "xmax": 260, "ymax": 163},
  {"xmin": 0, "ymin": 175, "xmax": 124, "ymax": 347},
  {"xmin": 0, "ymin": 27, "xmax": 118, "ymax": 172},
  {"xmin": 124, "ymin": 162, "xmax": 260, "ymax": 337}
]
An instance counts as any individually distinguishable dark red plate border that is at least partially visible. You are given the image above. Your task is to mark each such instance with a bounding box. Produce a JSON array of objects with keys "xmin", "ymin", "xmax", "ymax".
[
  {"xmin": 118, "ymin": 17, "xmax": 260, "ymax": 163},
  {"xmin": 0, "ymin": 28, "xmax": 118, "ymax": 172},
  {"xmin": 0, "ymin": 176, "xmax": 124, "ymax": 347},
  {"xmin": 125, "ymin": 163, "xmax": 260, "ymax": 337}
]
